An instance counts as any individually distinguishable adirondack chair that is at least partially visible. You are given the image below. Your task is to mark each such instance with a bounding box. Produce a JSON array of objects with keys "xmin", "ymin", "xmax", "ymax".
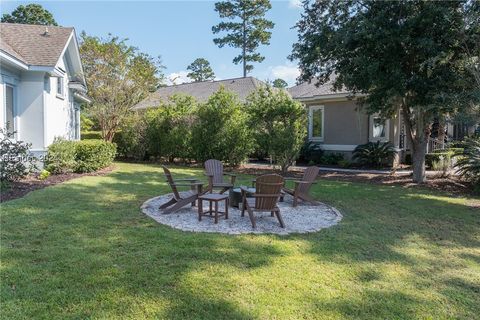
[
  {"xmin": 160, "ymin": 166, "xmax": 203, "ymax": 214},
  {"xmin": 204, "ymin": 159, "xmax": 236, "ymax": 194},
  {"xmin": 282, "ymin": 166, "xmax": 320, "ymax": 207},
  {"xmin": 241, "ymin": 174, "xmax": 285, "ymax": 228}
]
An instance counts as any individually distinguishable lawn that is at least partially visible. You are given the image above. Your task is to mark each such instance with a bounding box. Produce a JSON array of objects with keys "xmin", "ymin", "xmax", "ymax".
[{"xmin": 1, "ymin": 162, "xmax": 479, "ymax": 319}]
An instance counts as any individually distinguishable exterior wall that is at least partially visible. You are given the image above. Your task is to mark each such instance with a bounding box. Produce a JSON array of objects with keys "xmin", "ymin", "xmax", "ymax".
[
  {"xmin": 17, "ymin": 71, "xmax": 45, "ymax": 150},
  {"xmin": 44, "ymin": 57, "xmax": 77, "ymax": 146},
  {"xmin": 302, "ymin": 98, "xmax": 403, "ymax": 164}
]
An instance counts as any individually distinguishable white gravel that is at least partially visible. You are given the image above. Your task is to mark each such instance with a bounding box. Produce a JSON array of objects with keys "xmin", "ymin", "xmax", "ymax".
[{"xmin": 141, "ymin": 193, "xmax": 342, "ymax": 235}]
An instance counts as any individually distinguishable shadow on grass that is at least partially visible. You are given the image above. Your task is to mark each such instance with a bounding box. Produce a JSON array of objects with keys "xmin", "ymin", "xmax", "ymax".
[{"xmin": 1, "ymin": 163, "xmax": 479, "ymax": 319}]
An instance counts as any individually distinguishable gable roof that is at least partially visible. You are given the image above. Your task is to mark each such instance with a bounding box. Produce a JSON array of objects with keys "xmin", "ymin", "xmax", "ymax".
[
  {"xmin": 288, "ymin": 76, "xmax": 351, "ymax": 100},
  {"xmin": 134, "ymin": 77, "xmax": 266, "ymax": 109},
  {"xmin": 0, "ymin": 23, "xmax": 73, "ymax": 67}
]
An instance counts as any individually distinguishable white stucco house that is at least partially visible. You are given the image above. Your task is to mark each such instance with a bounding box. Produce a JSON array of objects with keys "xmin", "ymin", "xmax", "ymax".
[{"xmin": 0, "ymin": 23, "xmax": 90, "ymax": 156}]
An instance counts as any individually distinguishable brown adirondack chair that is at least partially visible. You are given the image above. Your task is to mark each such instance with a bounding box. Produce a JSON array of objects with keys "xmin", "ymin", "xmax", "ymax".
[
  {"xmin": 241, "ymin": 174, "xmax": 285, "ymax": 228},
  {"xmin": 160, "ymin": 166, "xmax": 203, "ymax": 214},
  {"xmin": 282, "ymin": 166, "xmax": 320, "ymax": 207},
  {"xmin": 204, "ymin": 159, "xmax": 236, "ymax": 194}
]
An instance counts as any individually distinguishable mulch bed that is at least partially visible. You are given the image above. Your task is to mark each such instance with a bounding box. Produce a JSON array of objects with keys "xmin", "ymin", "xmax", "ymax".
[
  {"xmin": 235, "ymin": 166, "xmax": 475, "ymax": 196},
  {"xmin": 0, "ymin": 166, "xmax": 114, "ymax": 203}
]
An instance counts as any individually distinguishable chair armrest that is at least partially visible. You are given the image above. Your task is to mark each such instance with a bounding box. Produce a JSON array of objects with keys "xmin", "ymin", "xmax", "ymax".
[
  {"xmin": 175, "ymin": 178, "xmax": 199, "ymax": 182},
  {"xmin": 171, "ymin": 183, "xmax": 199, "ymax": 187},
  {"xmin": 223, "ymin": 173, "xmax": 236, "ymax": 177}
]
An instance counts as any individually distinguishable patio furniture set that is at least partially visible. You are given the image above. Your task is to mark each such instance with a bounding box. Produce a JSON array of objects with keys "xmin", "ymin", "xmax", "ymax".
[{"xmin": 161, "ymin": 159, "xmax": 320, "ymax": 229}]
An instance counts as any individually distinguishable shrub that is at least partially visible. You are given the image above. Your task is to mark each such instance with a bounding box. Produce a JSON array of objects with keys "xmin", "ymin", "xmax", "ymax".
[
  {"xmin": 425, "ymin": 152, "xmax": 452, "ymax": 169},
  {"xmin": 114, "ymin": 112, "xmax": 148, "ymax": 160},
  {"xmin": 192, "ymin": 87, "xmax": 253, "ymax": 166},
  {"xmin": 246, "ymin": 86, "xmax": 307, "ymax": 173},
  {"xmin": 45, "ymin": 139, "xmax": 116, "ymax": 174},
  {"xmin": 38, "ymin": 169, "xmax": 51, "ymax": 180},
  {"xmin": 320, "ymin": 152, "xmax": 344, "ymax": 165},
  {"xmin": 0, "ymin": 127, "xmax": 36, "ymax": 183},
  {"xmin": 74, "ymin": 140, "xmax": 116, "ymax": 173},
  {"xmin": 352, "ymin": 141, "xmax": 395, "ymax": 167},
  {"xmin": 145, "ymin": 94, "xmax": 196, "ymax": 162},
  {"xmin": 45, "ymin": 139, "xmax": 77, "ymax": 174},
  {"xmin": 338, "ymin": 159, "xmax": 351, "ymax": 168},
  {"xmin": 81, "ymin": 131, "xmax": 102, "ymax": 140},
  {"xmin": 454, "ymin": 137, "xmax": 480, "ymax": 188},
  {"xmin": 299, "ymin": 141, "xmax": 323, "ymax": 164}
]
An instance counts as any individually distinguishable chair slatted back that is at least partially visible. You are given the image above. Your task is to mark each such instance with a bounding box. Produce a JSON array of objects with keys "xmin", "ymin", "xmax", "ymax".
[
  {"xmin": 298, "ymin": 166, "xmax": 320, "ymax": 193},
  {"xmin": 162, "ymin": 166, "xmax": 180, "ymax": 199},
  {"xmin": 205, "ymin": 159, "xmax": 224, "ymax": 184},
  {"xmin": 255, "ymin": 174, "xmax": 284, "ymax": 210}
]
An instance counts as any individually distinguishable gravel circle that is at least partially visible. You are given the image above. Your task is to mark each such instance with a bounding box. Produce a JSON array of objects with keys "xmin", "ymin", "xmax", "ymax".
[{"xmin": 141, "ymin": 193, "xmax": 342, "ymax": 235}]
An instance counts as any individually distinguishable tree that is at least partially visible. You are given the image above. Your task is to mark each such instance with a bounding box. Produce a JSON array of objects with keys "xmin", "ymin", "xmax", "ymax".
[
  {"xmin": 187, "ymin": 58, "xmax": 215, "ymax": 82},
  {"xmin": 290, "ymin": 1, "xmax": 478, "ymax": 183},
  {"xmin": 272, "ymin": 78, "xmax": 288, "ymax": 89},
  {"xmin": 1, "ymin": 4, "xmax": 58, "ymax": 25},
  {"xmin": 79, "ymin": 32, "xmax": 164, "ymax": 142},
  {"xmin": 192, "ymin": 87, "xmax": 253, "ymax": 166},
  {"xmin": 246, "ymin": 86, "xmax": 307, "ymax": 173},
  {"xmin": 212, "ymin": 0, "xmax": 274, "ymax": 77}
]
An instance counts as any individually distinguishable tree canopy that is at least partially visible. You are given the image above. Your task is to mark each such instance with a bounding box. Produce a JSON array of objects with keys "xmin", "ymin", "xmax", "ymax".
[
  {"xmin": 272, "ymin": 78, "xmax": 288, "ymax": 89},
  {"xmin": 1, "ymin": 4, "xmax": 58, "ymax": 26},
  {"xmin": 212, "ymin": 0, "xmax": 274, "ymax": 77},
  {"xmin": 290, "ymin": 0, "xmax": 479, "ymax": 182},
  {"xmin": 187, "ymin": 58, "xmax": 215, "ymax": 82},
  {"xmin": 79, "ymin": 33, "xmax": 164, "ymax": 142}
]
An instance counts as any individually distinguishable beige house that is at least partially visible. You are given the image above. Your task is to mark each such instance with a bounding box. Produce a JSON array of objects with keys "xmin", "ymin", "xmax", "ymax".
[{"xmin": 288, "ymin": 80, "xmax": 406, "ymax": 163}]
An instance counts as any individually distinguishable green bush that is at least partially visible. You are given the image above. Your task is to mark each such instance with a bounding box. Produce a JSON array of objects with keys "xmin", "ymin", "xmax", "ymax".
[
  {"xmin": 38, "ymin": 169, "xmax": 51, "ymax": 180},
  {"xmin": 146, "ymin": 94, "xmax": 196, "ymax": 162},
  {"xmin": 425, "ymin": 152, "xmax": 452, "ymax": 169},
  {"xmin": 353, "ymin": 141, "xmax": 395, "ymax": 167},
  {"xmin": 320, "ymin": 153, "xmax": 345, "ymax": 165},
  {"xmin": 81, "ymin": 131, "xmax": 102, "ymax": 140},
  {"xmin": 45, "ymin": 139, "xmax": 116, "ymax": 174},
  {"xmin": 114, "ymin": 112, "xmax": 148, "ymax": 160},
  {"xmin": 192, "ymin": 87, "xmax": 253, "ymax": 166},
  {"xmin": 0, "ymin": 127, "xmax": 36, "ymax": 183},
  {"xmin": 45, "ymin": 139, "xmax": 77, "ymax": 174},
  {"xmin": 74, "ymin": 140, "xmax": 117, "ymax": 173},
  {"xmin": 246, "ymin": 86, "xmax": 307, "ymax": 173},
  {"xmin": 298, "ymin": 141, "xmax": 324, "ymax": 164},
  {"xmin": 454, "ymin": 137, "xmax": 480, "ymax": 188}
]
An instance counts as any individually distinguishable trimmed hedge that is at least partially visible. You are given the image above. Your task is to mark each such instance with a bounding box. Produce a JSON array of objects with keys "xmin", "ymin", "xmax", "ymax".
[
  {"xmin": 45, "ymin": 139, "xmax": 77, "ymax": 174},
  {"xmin": 46, "ymin": 139, "xmax": 116, "ymax": 174},
  {"xmin": 81, "ymin": 131, "xmax": 102, "ymax": 140},
  {"xmin": 74, "ymin": 140, "xmax": 117, "ymax": 173}
]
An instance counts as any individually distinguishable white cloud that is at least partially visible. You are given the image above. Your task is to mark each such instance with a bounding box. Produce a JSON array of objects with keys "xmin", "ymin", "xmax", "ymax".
[
  {"xmin": 167, "ymin": 71, "xmax": 191, "ymax": 85},
  {"xmin": 268, "ymin": 63, "xmax": 301, "ymax": 86},
  {"xmin": 288, "ymin": 0, "xmax": 302, "ymax": 9}
]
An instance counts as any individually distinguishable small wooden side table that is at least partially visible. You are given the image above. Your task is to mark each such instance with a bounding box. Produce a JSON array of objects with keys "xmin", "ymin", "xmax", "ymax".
[{"xmin": 198, "ymin": 193, "xmax": 229, "ymax": 224}]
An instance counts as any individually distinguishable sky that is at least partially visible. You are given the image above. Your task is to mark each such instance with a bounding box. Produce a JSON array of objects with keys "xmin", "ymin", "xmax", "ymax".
[{"xmin": 1, "ymin": 0, "xmax": 304, "ymax": 85}]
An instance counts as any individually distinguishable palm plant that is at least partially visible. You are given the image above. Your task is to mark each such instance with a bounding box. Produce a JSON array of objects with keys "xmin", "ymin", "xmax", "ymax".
[
  {"xmin": 454, "ymin": 137, "xmax": 480, "ymax": 187},
  {"xmin": 352, "ymin": 141, "xmax": 395, "ymax": 168}
]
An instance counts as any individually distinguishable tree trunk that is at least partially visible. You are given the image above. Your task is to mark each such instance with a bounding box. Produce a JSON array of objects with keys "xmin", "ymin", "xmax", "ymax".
[
  {"xmin": 242, "ymin": 16, "xmax": 247, "ymax": 77},
  {"xmin": 411, "ymin": 139, "xmax": 427, "ymax": 183}
]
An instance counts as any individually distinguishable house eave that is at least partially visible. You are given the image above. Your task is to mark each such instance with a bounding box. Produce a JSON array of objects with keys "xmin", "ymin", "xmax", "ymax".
[{"xmin": 294, "ymin": 93, "xmax": 364, "ymax": 103}]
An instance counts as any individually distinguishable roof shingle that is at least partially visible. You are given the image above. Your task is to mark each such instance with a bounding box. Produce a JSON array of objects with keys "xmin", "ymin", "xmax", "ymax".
[
  {"xmin": 0, "ymin": 23, "xmax": 73, "ymax": 66},
  {"xmin": 134, "ymin": 77, "xmax": 266, "ymax": 109},
  {"xmin": 288, "ymin": 76, "xmax": 350, "ymax": 100}
]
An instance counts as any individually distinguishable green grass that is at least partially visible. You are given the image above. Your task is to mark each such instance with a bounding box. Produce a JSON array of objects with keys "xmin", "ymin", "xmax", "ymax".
[{"xmin": 1, "ymin": 162, "xmax": 479, "ymax": 319}]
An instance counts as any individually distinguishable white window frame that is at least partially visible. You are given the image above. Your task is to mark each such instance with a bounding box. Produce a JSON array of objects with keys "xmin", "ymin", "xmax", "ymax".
[
  {"xmin": 369, "ymin": 114, "xmax": 390, "ymax": 142},
  {"xmin": 56, "ymin": 76, "xmax": 65, "ymax": 99},
  {"xmin": 309, "ymin": 105, "xmax": 325, "ymax": 142},
  {"xmin": 3, "ymin": 83, "xmax": 18, "ymax": 138}
]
